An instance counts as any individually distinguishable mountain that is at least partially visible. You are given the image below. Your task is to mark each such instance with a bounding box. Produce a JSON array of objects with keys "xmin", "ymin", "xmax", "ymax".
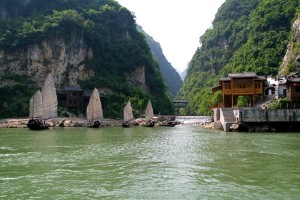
[
  {"xmin": 0, "ymin": 0, "xmax": 174, "ymax": 118},
  {"xmin": 178, "ymin": 0, "xmax": 300, "ymax": 115},
  {"xmin": 137, "ymin": 26, "xmax": 183, "ymax": 97}
]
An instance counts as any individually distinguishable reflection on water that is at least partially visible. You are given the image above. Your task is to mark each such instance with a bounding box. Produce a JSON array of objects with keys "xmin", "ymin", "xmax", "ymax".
[{"xmin": 0, "ymin": 126, "xmax": 299, "ymax": 199}]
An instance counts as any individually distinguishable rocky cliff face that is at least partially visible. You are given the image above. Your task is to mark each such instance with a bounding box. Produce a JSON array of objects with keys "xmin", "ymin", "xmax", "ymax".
[
  {"xmin": 125, "ymin": 66, "xmax": 147, "ymax": 91},
  {"xmin": 279, "ymin": 14, "xmax": 300, "ymax": 76},
  {"xmin": 0, "ymin": 31, "xmax": 95, "ymax": 88}
]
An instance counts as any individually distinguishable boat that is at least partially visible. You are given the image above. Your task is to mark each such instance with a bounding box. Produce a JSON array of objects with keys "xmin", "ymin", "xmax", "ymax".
[
  {"xmin": 159, "ymin": 120, "xmax": 177, "ymax": 127},
  {"xmin": 140, "ymin": 121, "xmax": 155, "ymax": 127},
  {"xmin": 27, "ymin": 90, "xmax": 49, "ymax": 130},
  {"xmin": 141, "ymin": 100, "xmax": 155, "ymax": 127},
  {"xmin": 27, "ymin": 118, "xmax": 49, "ymax": 130},
  {"xmin": 122, "ymin": 101, "xmax": 134, "ymax": 128},
  {"xmin": 86, "ymin": 88, "xmax": 103, "ymax": 128},
  {"xmin": 27, "ymin": 73, "xmax": 58, "ymax": 130}
]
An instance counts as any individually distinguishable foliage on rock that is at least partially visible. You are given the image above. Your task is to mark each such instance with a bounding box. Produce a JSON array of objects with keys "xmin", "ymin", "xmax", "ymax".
[
  {"xmin": 0, "ymin": 0, "xmax": 174, "ymax": 118},
  {"xmin": 178, "ymin": 0, "xmax": 300, "ymax": 115}
]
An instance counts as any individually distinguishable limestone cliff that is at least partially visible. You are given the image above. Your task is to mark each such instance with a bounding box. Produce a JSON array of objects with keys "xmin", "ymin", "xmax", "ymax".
[
  {"xmin": 0, "ymin": 0, "xmax": 174, "ymax": 118},
  {"xmin": 279, "ymin": 14, "xmax": 300, "ymax": 76},
  {"xmin": 0, "ymin": 31, "xmax": 94, "ymax": 88}
]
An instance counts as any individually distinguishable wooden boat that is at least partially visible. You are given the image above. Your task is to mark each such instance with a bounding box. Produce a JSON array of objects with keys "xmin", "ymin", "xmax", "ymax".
[
  {"xmin": 122, "ymin": 101, "xmax": 134, "ymax": 128},
  {"xmin": 27, "ymin": 119, "xmax": 49, "ymax": 130},
  {"xmin": 86, "ymin": 88, "xmax": 103, "ymax": 128},
  {"xmin": 87, "ymin": 120, "xmax": 101, "ymax": 128},
  {"xmin": 141, "ymin": 121, "xmax": 155, "ymax": 127},
  {"xmin": 27, "ymin": 74, "xmax": 58, "ymax": 130},
  {"xmin": 122, "ymin": 121, "xmax": 130, "ymax": 128},
  {"xmin": 159, "ymin": 120, "xmax": 177, "ymax": 127},
  {"xmin": 27, "ymin": 91, "xmax": 48, "ymax": 130}
]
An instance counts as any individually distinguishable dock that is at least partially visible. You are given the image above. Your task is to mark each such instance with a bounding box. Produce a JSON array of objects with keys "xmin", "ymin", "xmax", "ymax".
[{"xmin": 215, "ymin": 108, "xmax": 300, "ymax": 132}]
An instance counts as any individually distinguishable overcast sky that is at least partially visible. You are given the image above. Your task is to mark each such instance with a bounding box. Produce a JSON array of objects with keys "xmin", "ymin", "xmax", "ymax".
[{"xmin": 116, "ymin": 0, "xmax": 225, "ymax": 73}]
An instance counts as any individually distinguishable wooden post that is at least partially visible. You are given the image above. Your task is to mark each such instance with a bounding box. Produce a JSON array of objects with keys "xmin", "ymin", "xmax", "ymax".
[{"xmin": 222, "ymin": 94, "xmax": 225, "ymax": 108}]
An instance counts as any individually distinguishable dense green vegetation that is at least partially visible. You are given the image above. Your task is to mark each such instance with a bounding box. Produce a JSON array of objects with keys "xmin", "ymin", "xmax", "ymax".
[
  {"xmin": 0, "ymin": 0, "xmax": 174, "ymax": 118},
  {"xmin": 137, "ymin": 26, "xmax": 183, "ymax": 97},
  {"xmin": 178, "ymin": 0, "xmax": 300, "ymax": 115},
  {"xmin": 0, "ymin": 74, "xmax": 37, "ymax": 118}
]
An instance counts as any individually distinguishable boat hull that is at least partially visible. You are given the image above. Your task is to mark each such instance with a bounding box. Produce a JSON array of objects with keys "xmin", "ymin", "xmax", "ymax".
[
  {"xmin": 159, "ymin": 121, "xmax": 177, "ymax": 127},
  {"xmin": 27, "ymin": 119, "xmax": 49, "ymax": 130},
  {"xmin": 141, "ymin": 121, "xmax": 155, "ymax": 127},
  {"xmin": 87, "ymin": 120, "xmax": 101, "ymax": 128}
]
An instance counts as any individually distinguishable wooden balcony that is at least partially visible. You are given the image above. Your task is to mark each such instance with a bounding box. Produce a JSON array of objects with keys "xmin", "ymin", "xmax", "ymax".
[{"xmin": 223, "ymin": 88, "xmax": 263, "ymax": 95}]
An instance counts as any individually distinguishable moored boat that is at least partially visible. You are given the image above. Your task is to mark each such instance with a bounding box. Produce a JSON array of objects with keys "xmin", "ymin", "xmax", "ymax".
[
  {"xmin": 159, "ymin": 120, "xmax": 177, "ymax": 127},
  {"xmin": 87, "ymin": 120, "xmax": 101, "ymax": 128},
  {"xmin": 123, "ymin": 101, "xmax": 134, "ymax": 128},
  {"xmin": 27, "ymin": 74, "xmax": 58, "ymax": 130},
  {"xmin": 141, "ymin": 100, "xmax": 155, "ymax": 127},
  {"xmin": 27, "ymin": 119, "xmax": 49, "ymax": 130},
  {"xmin": 140, "ymin": 121, "xmax": 155, "ymax": 127},
  {"xmin": 86, "ymin": 88, "xmax": 103, "ymax": 128}
]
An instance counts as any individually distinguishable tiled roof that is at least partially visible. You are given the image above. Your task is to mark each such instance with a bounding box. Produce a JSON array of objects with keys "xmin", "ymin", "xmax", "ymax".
[
  {"xmin": 220, "ymin": 77, "xmax": 231, "ymax": 81},
  {"xmin": 219, "ymin": 72, "xmax": 266, "ymax": 80},
  {"xmin": 64, "ymin": 85, "xmax": 82, "ymax": 91},
  {"xmin": 291, "ymin": 77, "xmax": 300, "ymax": 82},
  {"xmin": 228, "ymin": 72, "xmax": 257, "ymax": 78},
  {"xmin": 173, "ymin": 99, "xmax": 188, "ymax": 103}
]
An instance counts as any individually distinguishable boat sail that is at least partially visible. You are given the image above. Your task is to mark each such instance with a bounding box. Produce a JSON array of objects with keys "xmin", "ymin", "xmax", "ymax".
[
  {"xmin": 27, "ymin": 73, "xmax": 57, "ymax": 130},
  {"xmin": 29, "ymin": 90, "xmax": 43, "ymax": 119},
  {"xmin": 41, "ymin": 73, "xmax": 58, "ymax": 119},
  {"xmin": 86, "ymin": 88, "xmax": 103, "ymax": 128},
  {"xmin": 141, "ymin": 100, "xmax": 155, "ymax": 127},
  {"xmin": 122, "ymin": 101, "xmax": 134, "ymax": 127},
  {"xmin": 145, "ymin": 100, "xmax": 154, "ymax": 121},
  {"xmin": 123, "ymin": 101, "xmax": 134, "ymax": 122}
]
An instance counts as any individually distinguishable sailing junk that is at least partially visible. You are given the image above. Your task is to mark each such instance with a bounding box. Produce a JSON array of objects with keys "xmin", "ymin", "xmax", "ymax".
[
  {"xmin": 27, "ymin": 73, "xmax": 58, "ymax": 130},
  {"xmin": 86, "ymin": 88, "xmax": 103, "ymax": 128},
  {"xmin": 122, "ymin": 101, "xmax": 134, "ymax": 127},
  {"xmin": 141, "ymin": 100, "xmax": 155, "ymax": 127}
]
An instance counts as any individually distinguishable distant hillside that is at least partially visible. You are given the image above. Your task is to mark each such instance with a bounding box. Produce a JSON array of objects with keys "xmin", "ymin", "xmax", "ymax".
[
  {"xmin": 178, "ymin": 0, "xmax": 300, "ymax": 115},
  {"xmin": 0, "ymin": 0, "xmax": 174, "ymax": 118},
  {"xmin": 137, "ymin": 26, "xmax": 183, "ymax": 97}
]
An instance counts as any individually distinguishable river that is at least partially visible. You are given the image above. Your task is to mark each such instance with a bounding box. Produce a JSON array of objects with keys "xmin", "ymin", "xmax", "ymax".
[{"xmin": 0, "ymin": 126, "xmax": 299, "ymax": 199}]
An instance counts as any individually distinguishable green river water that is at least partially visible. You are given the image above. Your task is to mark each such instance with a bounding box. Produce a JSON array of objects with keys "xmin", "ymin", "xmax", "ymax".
[{"xmin": 0, "ymin": 126, "xmax": 299, "ymax": 199}]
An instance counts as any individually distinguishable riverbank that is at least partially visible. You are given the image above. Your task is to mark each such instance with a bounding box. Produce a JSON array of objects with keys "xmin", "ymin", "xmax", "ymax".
[
  {"xmin": 0, "ymin": 116, "xmax": 213, "ymax": 128},
  {"xmin": 0, "ymin": 118, "xmax": 124, "ymax": 128}
]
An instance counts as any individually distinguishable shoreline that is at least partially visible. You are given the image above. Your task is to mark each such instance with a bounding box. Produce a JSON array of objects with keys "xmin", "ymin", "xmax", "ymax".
[
  {"xmin": 0, "ymin": 116, "xmax": 213, "ymax": 129},
  {"xmin": 0, "ymin": 117, "xmax": 124, "ymax": 128}
]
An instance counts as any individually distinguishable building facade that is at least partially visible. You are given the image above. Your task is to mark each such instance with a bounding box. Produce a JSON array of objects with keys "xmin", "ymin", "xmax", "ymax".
[{"xmin": 212, "ymin": 72, "xmax": 266, "ymax": 108}]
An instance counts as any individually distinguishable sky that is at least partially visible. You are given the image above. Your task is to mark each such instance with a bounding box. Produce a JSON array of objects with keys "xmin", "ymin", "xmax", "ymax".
[{"xmin": 116, "ymin": 0, "xmax": 225, "ymax": 73}]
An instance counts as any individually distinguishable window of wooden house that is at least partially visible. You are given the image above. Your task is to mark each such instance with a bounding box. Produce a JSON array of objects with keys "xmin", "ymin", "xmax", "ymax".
[
  {"xmin": 255, "ymin": 82, "xmax": 260, "ymax": 89},
  {"xmin": 238, "ymin": 84, "xmax": 246, "ymax": 89},
  {"xmin": 295, "ymin": 86, "xmax": 300, "ymax": 92},
  {"xmin": 224, "ymin": 83, "xmax": 231, "ymax": 89}
]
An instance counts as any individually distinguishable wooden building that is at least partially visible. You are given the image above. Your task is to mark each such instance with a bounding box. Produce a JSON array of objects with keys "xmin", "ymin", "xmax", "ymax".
[
  {"xmin": 57, "ymin": 86, "xmax": 84, "ymax": 113},
  {"xmin": 212, "ymin": 72, "xmax": 266, "ymax": 108},
  {"xmin": 286, "ymin": 72, "xmax": 300, "ymax": 102}
]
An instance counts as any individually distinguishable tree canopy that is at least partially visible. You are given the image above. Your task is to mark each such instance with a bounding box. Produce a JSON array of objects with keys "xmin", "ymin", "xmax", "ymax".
[
  {"xmin": 178, "ymin": 0, "xmax": 300, "ymax": 115},
  {"xmin": 0, "ymin": 0, "xmax": 174, "ymax": 118}
]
